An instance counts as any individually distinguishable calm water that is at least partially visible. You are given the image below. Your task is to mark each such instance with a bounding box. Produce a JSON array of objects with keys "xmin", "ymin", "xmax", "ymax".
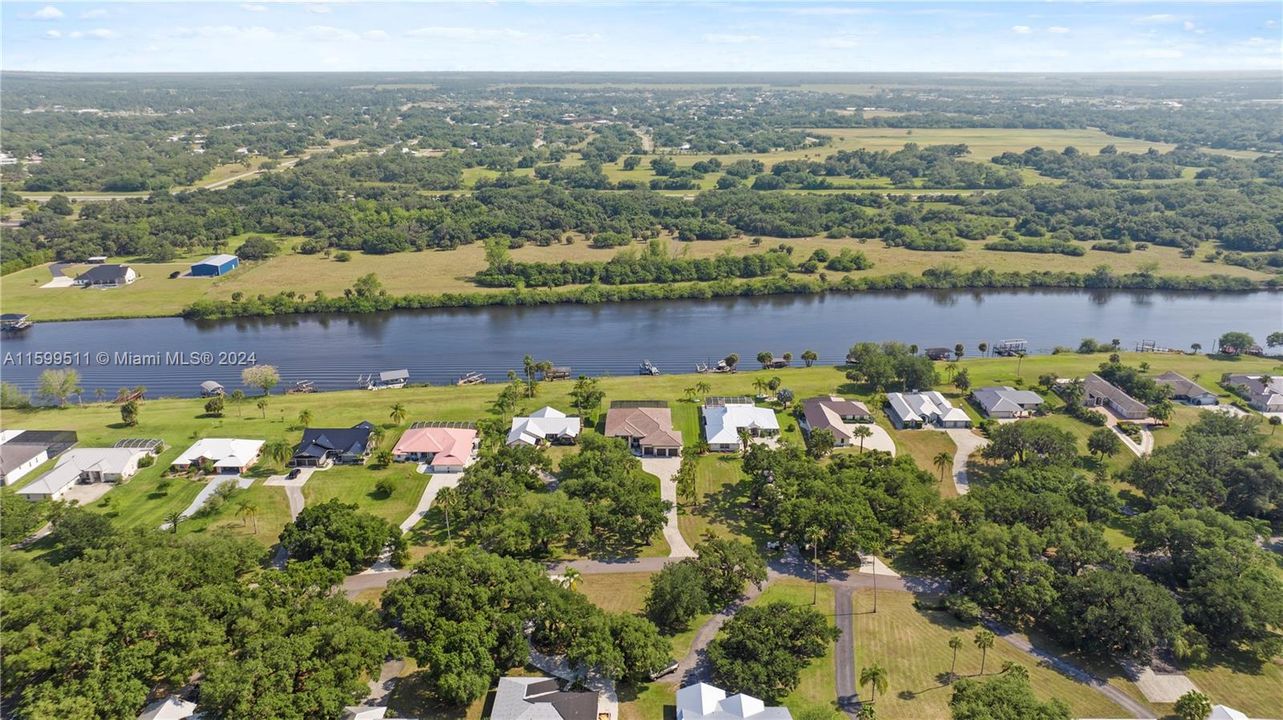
[{"xmin": 2, "ymin": 290, "xmax": 1280, "ymax": 398}]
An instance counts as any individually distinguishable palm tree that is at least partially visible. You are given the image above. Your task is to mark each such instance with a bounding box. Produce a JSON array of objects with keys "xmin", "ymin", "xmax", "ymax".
[
  {"xmin": 944, "ymin": 362, "xmax": 958, "ymax": 381},
  {"xmin": 805, "ymin": 525, "xmax": 826, "ymax": 605},
  {"xmin": 801, "ymin": 349, "xmax": 818, "ymax": 367},
  {"xmin": 856, "ymin": 706, "xmax": 877, "ymax": 720},
  {"xmin": 230, "ymin": 389, "xmax": 246, "ymax": 417},
  {"xmin": 436, "ymin": 485, "xmax": 458, "ymax": 540},
  {"xmin": 683, "ymin": 386, "xmax": 698, "ymax": 403},
  {"xmin": 370, "ymin": 426, "xmax": 386, "ymax": 449},
  {"xmin": 948, "ymin": 635, "xmax": 963, "ymax": 679},
  {"xmin": 256, "ymin": 397, "xmax": 268, "ymax": 419},
  {"xmin": 781, "ymin": 352, "xmax": 793, "ymax": 366},
  {"xmin": 851, "ymin": 424, "xmax": 873, "ymax": 452},
  {"xmin": 695, "ymin": 381, "xmax": 712, "ymax": 397},
  {"xmin": 297, "ymin": 409, "xmax": 313, "ymax": 428},
  {"xmin": 756, "ymin": 351, "xmax": 773, "ymax": 369},
  {"xmin": 859, "ymin": 664, "xmax": 888, "ymax": 704},
  {"xmin": 933, "ymin": 451, "xmax": 952, "ymax": 483},
  {"xmin": 974, "ymin": 630, "xmax": 995, "ymax": 675},
  {"xmin": 263, "ymin": 439, "xmax": 293, "ymax": 468},
  {"xmin": 236, "ymin": 500, "xmax": 260, "ymax": 534},
  {"xmin": 390, "ymin": 402, "xmax": 408, "ymax": 425},
  {"xmin": 373, "ymin": 449, "xmax": 393, "ymax": 467},
  {"xmin": 163, "ymin": 511, "xmax": 183, "ymax": 534},
  {"xmin": 753, "ymin": 378, "xmax": 768, "ymax": 396},
  {"xmin": 738, "ymin": 427, "xmax": 752, "ymax": 453}
]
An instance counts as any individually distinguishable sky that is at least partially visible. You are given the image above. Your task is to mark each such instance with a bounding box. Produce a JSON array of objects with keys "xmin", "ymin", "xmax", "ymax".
[{"xmin": 2, "ymin": 1, "xmax": 1280, "ymax": 73}]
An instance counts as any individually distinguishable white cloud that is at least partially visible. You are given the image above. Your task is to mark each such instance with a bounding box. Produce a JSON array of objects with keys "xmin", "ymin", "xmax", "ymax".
[
  {"xmin": 1047, "ymin": 26, "xmax": 1070, "ymax": 34},
  {"xmin": 44, "ymin": 29, "xmax": 61, "ymax": 38},
  {"xmin": 241, "ymin": 3, "xmax": 268, "ymax": 12},
  {"xmin": 404, "ymin": 26, "xmax": 527, "ymax": 41},
  {"xmin": 1135, "ymin": 14, "xmax": 1180, "ymax": 24},
  {"xmin": 167, "ymin": 25, "xmax": 277, "ymax": 42},
  {"xmin": 299, "ymin": 25, "xmax": 357, "ymax": 42},
  {"xmin": 362, "ymin": 29, "xmax": 389, "ymax": 41},
  {"xmin": 30, "ymin": 5, "xmax": 64, "ymax": 20},
  {"xmin": 51, "ymin": 27, "xmax": 119, "ymax": 40},
  {"xmin": 79, "ymin": 9, "xmax": 109, "ymax": 20},
  {"xmin": 1011, "ymin": 25, "xmax": 1032, "ymax": 34},
  {"xmin": 1266, "ymin": 19, "xmax": 1279, "ymax": 29},
  {"xmin": 703, "ymin": 33, "xmax": 760, "ymax": 44}
]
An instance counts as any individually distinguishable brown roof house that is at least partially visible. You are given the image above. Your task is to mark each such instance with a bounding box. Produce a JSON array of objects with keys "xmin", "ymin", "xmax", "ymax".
[
  {"xmin": 1154, "ymin": 372, "xmax": 1217, "ymax": 406},
  {"xmin": 605, "ymin": 401, "xmax": 684, "ymax": 457},
  {"xmin": 800, "ymin": 396, "xmax": 872, "ymax": 446}
]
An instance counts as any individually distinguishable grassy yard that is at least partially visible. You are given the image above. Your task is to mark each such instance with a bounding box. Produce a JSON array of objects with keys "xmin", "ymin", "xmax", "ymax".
[
  {"xmin": 759, "ymin": 578, "xmax": 840, "ymax": 719},
  {"xmin": 886, "ymin": 425, "xmax": 958, "ymax": 498},
  {"xmin": 852, "ymin": 589, "xmax": 1138, "ymax": 720}
]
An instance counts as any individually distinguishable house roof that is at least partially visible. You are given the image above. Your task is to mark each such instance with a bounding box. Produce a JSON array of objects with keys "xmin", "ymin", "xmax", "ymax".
[
  {"xmin": 137, "ymin": 696, "xmax": 199, "ymax": 720},
  {"xmin": 491, "ymin": 677, "xmax": 599, "ymax": 720},
  {"xmin": 76, "ymin": 264, "xmax": 132, "ymax": 284},
  {"xmin": 507, "ymin": 408, "xmax": 581, "ymax": 446},
  {"xmin": 886, "ymin": 391, "xmax": 958, "ymax": 424},
  {"xmin": 194, "ymin": 254, "xmax": 238, "ymax": 266},
  {"xmin": 172, "ymin": 438, "xmax": 264, "ymax": 469},
  {"xmin": 801, "ymin": 396, "xmax": 870, "ymax": 442},
  {"xmin": 1208, "ymin": 706, "xmax": 1249, "ymax": 720},
  {"xmin": 1, "ymin": 443, "xmax": 48, "ymax": 474},
  {"xmin": 379, "ymin": 369, "xmax": 410, "ymax": 382},
  {"xmin": 676, "ymin": 683, "xmax": 791, "ymax": 720},
  {"xmin": 1153, "ymin": 371, "xmax": 1213, "ymax": 398},
  {"xmin": 605, "ymin": 404, "xmax": 683, "ymax": 449},
  {"xmin": 295, "ymin": 422, "xmax": 375, "ymax": 459},
  {"xmin": 393, "ymin": 426, "xmax": 477, "ymax": 466},
  {"xmin": 22, "ymin": 448, "xmax": 146, "ymax": 497},
  {"xmin": 1084, "ymin": 374, "xmax": 1149, "ymax": 415},
  {"xmin": 972, "ymin": 386, "xmax": 1045, "ymax": 414},
  {"xmin": 702, "ymin": 403, "xmax": 779, "ymax": 445},
  {"xmin": 1223, "ymin": 374, "xmax": 1283, "ymax": 407}
]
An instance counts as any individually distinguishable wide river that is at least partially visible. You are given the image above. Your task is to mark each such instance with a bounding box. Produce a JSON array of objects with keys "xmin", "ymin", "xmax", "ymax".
[{"xmin": 2, "ymin": 290, "xmax": 1280, "ymax": 398}]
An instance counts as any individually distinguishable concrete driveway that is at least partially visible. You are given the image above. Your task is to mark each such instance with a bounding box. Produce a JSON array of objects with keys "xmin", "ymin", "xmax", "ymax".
[
  {"xmin": 399, "ymin": 472, "xmax": 462, "ymax": 534},
  {"xmin": 842, "ymin": 422, "xmax": 896, "ymax": 456},
  {"xmin": 640, "ymin": 456, "xmax": 696, "ymax": 558},
  {"xmin": 265, "ymin": 468, "xmax": 316, "ymax": 520},
  {"xmin": 939, "ymin": 428, "xmax": 989, "ymax": 495}
]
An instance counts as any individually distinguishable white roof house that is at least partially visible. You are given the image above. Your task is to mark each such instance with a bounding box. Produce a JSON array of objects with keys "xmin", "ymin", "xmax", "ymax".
[
  {"xmin": 19, "ymin": 448, "xmax": 147, "ymax": 501},
  {"xmin": 703, "ymin": 403, "xmax": 780, "ymax": 447},
  {"xmin": 171, "ymin": 438, "xmax": 265, "ymax": 473},
  {"xmin": 886, "ymin": 391, "xmax": 971, "ymax": 428},
  {"xmin": 676, "ymin": 683, "xmax": 792, "ymax": 720},
  {"xmin": 137, "ymin": 697, "xmax": 198, "ymax": 720},
  {"xmin": 507, "ymin": 407, "xmax": 582, "ymax": 447},
  {"xmin": 1209, "ymin": 706, "xmax": 1249, "ymax": 720}
]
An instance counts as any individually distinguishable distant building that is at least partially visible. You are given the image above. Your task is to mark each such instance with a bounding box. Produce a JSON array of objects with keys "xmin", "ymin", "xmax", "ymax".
[
  {"xmin": 19, "ymin": 447, "xmax": 149, "ymax": 502},
  {"xmin": 171, "ymin": 438, "xmax": 264, "ymax": 475},
  {"xmin": 74, "ymin": 264, "xmax": 136, "ymax": 288},
  {"xmin": 293, "ymin": 422, "xmax": 376, "ymax": 467},
  {"xmin": 190, "ymin": 253, "xmax": 240, "ymax": 277},
  {"xmin": 1153, "ymin": 371, "xmax": 1217, "ymax": 406},
  {"xmin": 676, "ymin": 682, "xmax": 792, "ymax": 720},
  {"xmin": 702, "ymin": 398, "xmax": 780, "ymax": 452},
  {"xmin": 136, "ymin": 696, "xmax": 199, "ymax": 720},
  {"xmin": 1083, "ymin": 373, "xmax": 1149, "ymax": 419},
  {"xmin": 491, "ymin": 676, "xmax": 601, "ymax": 720},
  {"xmin": 971, "ymin": 387, "xmax": 1045, "ymax": 419},
  {"xmin": 392, "ymin": 423, "xmax": 479, "ymax": 471},
  {"xmin": 507, "ymin": 407, "xmax": 581, "ymax": 447},
  {"xmin": 885, "ymin": 391, "xmax": 971, "ymax": 429},
  {"xmin": 605, "ymin": 401, "xmax": 684, "ymax": 457},
  {"xmin": 0, "ymin": 429, "xmax": 78, "ymax": 486},
  {"xmin": 800, "ymin": 396, "xmax": 871, "ymax": 446},
  {"xmin": 1221, "ymin": 374, "xmax": 1283, "ymax": 413},
  {"xmin": 200, "ymin": 380, "xmax": 226, "ymax": 397}
]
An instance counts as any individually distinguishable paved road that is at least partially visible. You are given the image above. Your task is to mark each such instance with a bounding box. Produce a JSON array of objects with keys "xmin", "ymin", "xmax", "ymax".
[
  {"xmin": 640, "ymin": 457, "xmax": 696, "ymax": 558},
  {"xmin": 834, "ymin": 586, "xmax": 861, "ymax": 717},
  {"xmin": 941, "ymin": 428, "xmax": 989, "ymax": 495}
]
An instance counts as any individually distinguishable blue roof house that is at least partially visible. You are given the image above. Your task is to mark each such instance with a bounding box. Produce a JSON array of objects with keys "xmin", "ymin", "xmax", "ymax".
[{"xmin": 190, "ymin": 254, "xmax": 240, "ymax": 277}]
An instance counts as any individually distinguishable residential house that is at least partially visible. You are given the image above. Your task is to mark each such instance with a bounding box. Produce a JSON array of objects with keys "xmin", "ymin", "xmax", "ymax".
[
  {"xmin": 1222, "ymin": 374, "xmax": 1283, "ymax": 413},
  {"xmin": 341, "ymin": 708, "xmax": 412, "ymax": 720},
  {"xmin": 971, "ymin": 386, "xmax": 1045, "ymax": 419},
  {"xmin": 800, "ymin": 396, "xmax": 871, "ymax": 447},
  {"xmin": 1083, "ymin": 373, "xmax": 1150, "ymax": 419},
  {"xmin": 676, "ymin": 682, "xmax": 792, "ymax": 720},
  {"xmin": 885, "ymin": 391, "xmax": 971, "ymax": 429},
  {"xmin": 702, "ymin": 398, "xmax": 780, "ymax": 452},
  {"xmin": 137, "ymin": 697, "xmax": 199, "ymax": 720},
  {"xmin": 74, "ymin": 264, "xmax": 137, "ymax": 288},
  {"xmin": 190, "ymin": 253, "xmax": 240, "ymax": 277},
  {"xmin": 292, "ymin": 422, "xmax": 375, "ymax": 466},
  {"xmin": 18, "ymin": 448, "xmax": 149, "ymax": 502},
  {"xmin": 392, "ymin": 423, "xmax": 479, "ymax": 472},
  {"xmin": 507, "ymin": 407, "xmax": 582, "ymax": 447},
  {"xmin": 0, "ymin": 429, "xmax": 78, "ymax": 485},
  {"xmin": 1154, "ymin": 372, "xmax": 1217, "ymax": 405},
  {"xmin": 171, "ymin": 438, "xmax": 264, "ymax": 475},
  {"xmin": 1208, "ymin": 706, "xmax": 1249, "ymax": 720},
  {"xmin": 490, "ymin": 676, "xmax": 600, "ymax": 720},
  {"xmin": 604, "ymin": 401, "xmax": 684, "ymax": 457}
]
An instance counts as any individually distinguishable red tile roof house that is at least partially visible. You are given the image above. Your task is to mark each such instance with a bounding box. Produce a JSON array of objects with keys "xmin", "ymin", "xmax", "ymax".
[{"xmin": 392, "ymin": 424, "xmax": 479, "ymax": 473}]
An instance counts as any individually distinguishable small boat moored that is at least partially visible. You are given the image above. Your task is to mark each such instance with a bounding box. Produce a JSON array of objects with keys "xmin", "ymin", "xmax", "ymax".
[
  {"xmin": 360, "ymin": 369, "xmax": 410, "ymax": 390},
  {"xmin": 456, "ymin": 371, "xmax": 487, "ymax": 386},
  {"xmin": 1, "ymin": 313, "xmax": 33, "ymax": 333},
  {"xmin": 638, "ymin": 360, "xmax": 660, "ymax": 376}
]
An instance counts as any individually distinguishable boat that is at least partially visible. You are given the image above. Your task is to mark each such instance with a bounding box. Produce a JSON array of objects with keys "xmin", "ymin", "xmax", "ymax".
[
  {"xmin": 696, "ymin": 362, "xmax": 710, "ymax": 373},
  {"xmin": 543, "ymin": 366, "xmax": 571, "ymax": 381},
  {"xmin": 638, "ymin": 360, "xmax": 660, "ymax": 376},
  {"xmin": 287, "ymin": 380, "xmax": 316, "ymax": 394},
  {"xmin": 359, "ymin": 369, "xmax": 409, "ymax": 390},
  {"xmin": 0, "ymin": 313, "xmax": 33, "ymax": 333},
  {"xmin": 456, "ymin": 371, "xmax": 487, "ymax": 386},
  {"xmin": 994, "ymin": 339, "xmax": 1028, "ymax": 357}
]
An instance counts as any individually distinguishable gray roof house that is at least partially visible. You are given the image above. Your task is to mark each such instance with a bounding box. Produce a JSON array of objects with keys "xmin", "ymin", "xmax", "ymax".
[
  {"xmin": 491, "ymin": 676, "xmax": 600, "ymax": 720},
  {"xmin": 971, "ymin": 387, "xmax": 1045, "ymax": 418},
  {"xmin": 1083, "ymin": 373, "xmax": 1149, "ymax": 420},
  {"xmin": 1222, "ymin": 374, "xmax": 1283, "ymax": 412},
  {"xmin": 885, "ymin": 391, "xmax": 971, "ymax": 429},
  {"xmin": 1154, "ymin": 372, "xmax": 1217, "ymax": 405},
  {"xmin": 74, "ymin": 264, "xmax": 137, "ymax": 288}
]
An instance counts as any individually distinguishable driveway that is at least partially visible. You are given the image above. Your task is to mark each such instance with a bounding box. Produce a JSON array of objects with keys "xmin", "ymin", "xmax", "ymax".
[
  {"xmin": 162, "ymin": 475, "xmax": 253, "ymax": 529},
  {"xmin": 399, "ymin": 472, "xmax": 461, "ymax": 534},
  {"xmin": 264, "ymin": 468, "xmax": 315, "ymax": 520},
  {"xmin": 938, "ymin": 428, "xmax": 989, "ymax": 495},
  {"xmin": 842, "ymin": 423, "xmax": 896, "ymax": 456},
  {"xmin": 1092, "ymin": 408, "xmax": 1153, "ymax": 457},
  {"xmin": 640, "ymin": 456, "xmax": 696, "ymax": 558}
]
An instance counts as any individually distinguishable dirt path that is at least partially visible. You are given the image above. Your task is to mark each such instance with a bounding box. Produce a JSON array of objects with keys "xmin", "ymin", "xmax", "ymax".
[{"xmin": 641, "ymin": 457, "xmax": 696, "ymax": 558}]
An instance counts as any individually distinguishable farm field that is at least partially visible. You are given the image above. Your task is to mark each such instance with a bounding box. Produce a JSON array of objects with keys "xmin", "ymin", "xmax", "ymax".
[{"xmin": 4, "ymin": 230, "xmax": 1267, "ymax": 322}]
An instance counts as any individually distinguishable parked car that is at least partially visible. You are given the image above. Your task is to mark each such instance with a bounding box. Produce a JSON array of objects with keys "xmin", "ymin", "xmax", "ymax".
[{"xmin": 286, "ymin": 468, "xmax": 301, "ymax": 480}]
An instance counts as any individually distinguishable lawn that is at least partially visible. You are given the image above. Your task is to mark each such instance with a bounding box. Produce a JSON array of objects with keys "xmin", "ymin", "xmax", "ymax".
[
  {"xmin": 300, "ymin": 462, "xmax": 431, "ymax": 526},
  {"xmin": 852, "ymin": 589, "xmax": 1138, "ymax": 720},
  {"xmin": 1183, "ymin": 649, "xmax": 1283, "ymax": 718},
  {"xmin": 677, "ymin": 454, "xmax": 757, "ymax": 547},
  {"xmin": 886, "ymin": 425, "xmax": 958, "ymax": 498},
  {"xmin": 757, "ymin": 578, "xmax": 840, "ymax": 719}
]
